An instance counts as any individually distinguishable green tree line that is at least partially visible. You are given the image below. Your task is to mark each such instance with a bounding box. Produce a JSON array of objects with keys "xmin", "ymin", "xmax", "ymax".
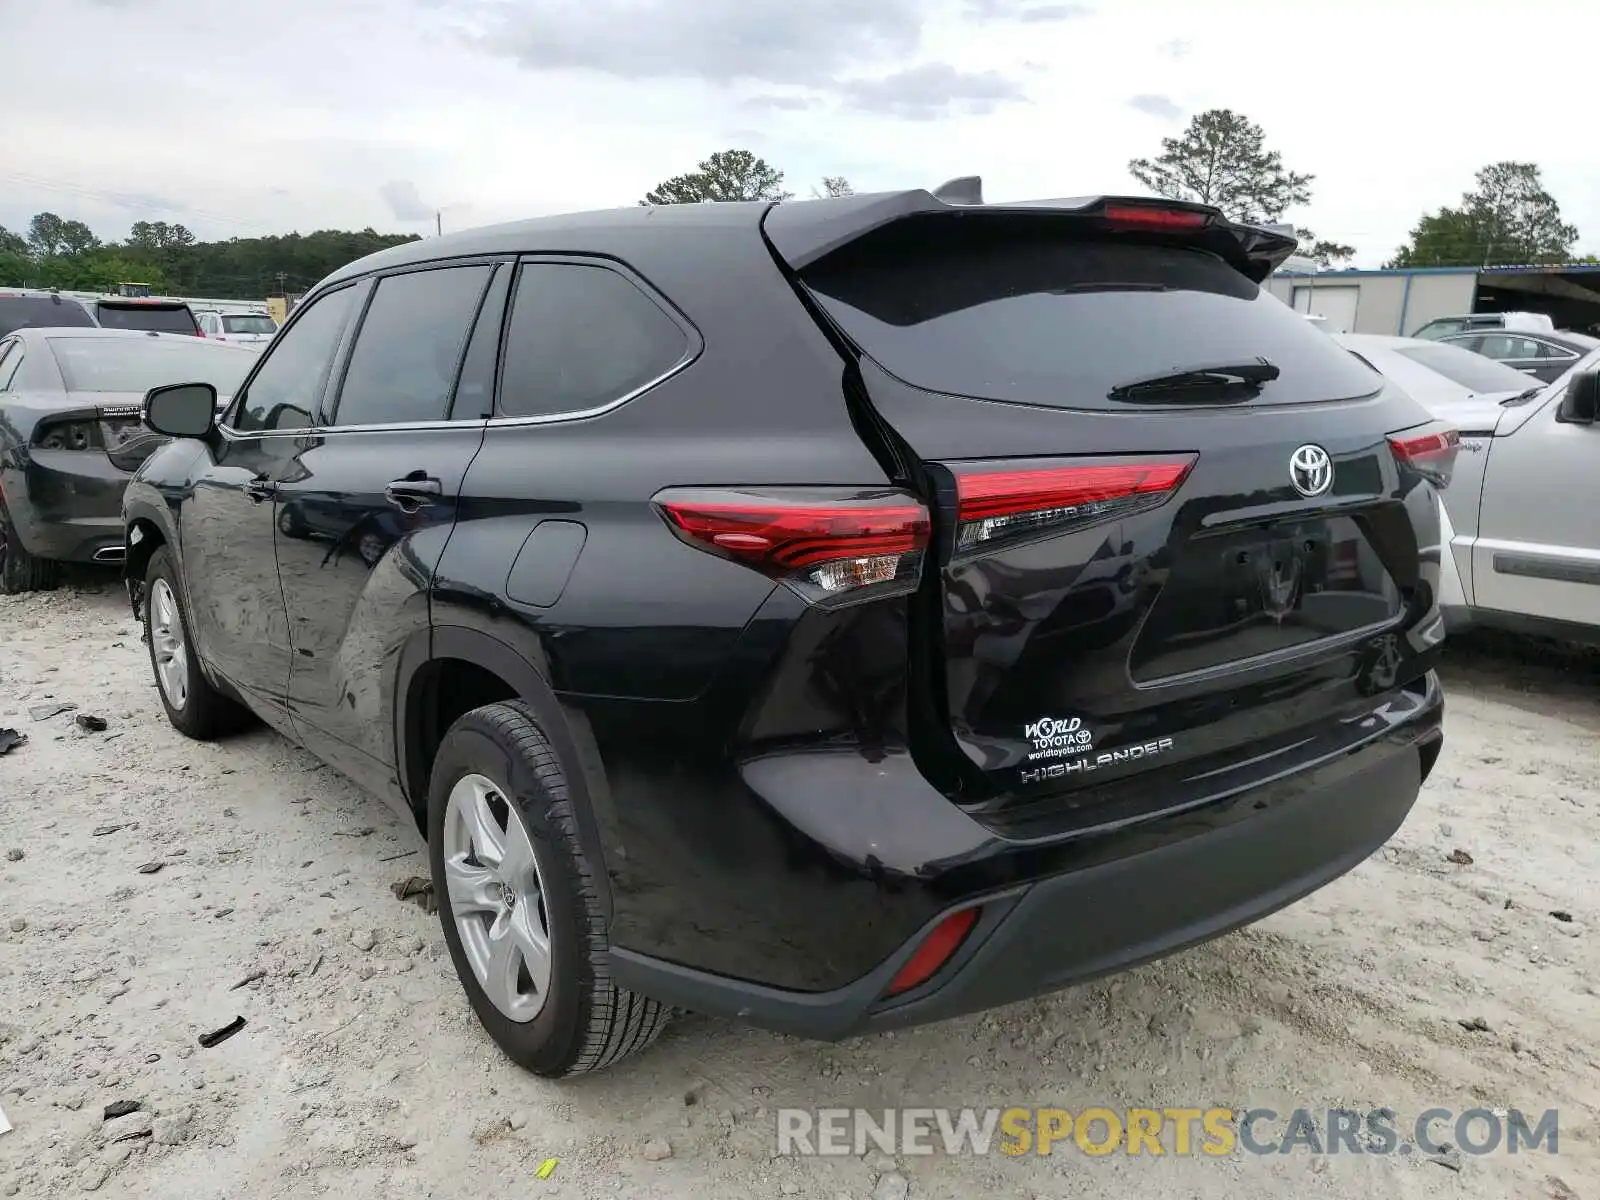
[
  {"xmin": 1, "ymin": 127, "xmax": 1586, "ymax": 298},
  {"xmin": 0, "ymin": 213, "xmax": 419, "ymax": 297}
]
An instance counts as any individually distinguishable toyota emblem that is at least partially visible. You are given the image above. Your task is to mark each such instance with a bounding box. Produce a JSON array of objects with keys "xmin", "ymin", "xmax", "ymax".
[{"xmin": 1289, "ymin": 444, "xmax": 1334, "ymax": 498}]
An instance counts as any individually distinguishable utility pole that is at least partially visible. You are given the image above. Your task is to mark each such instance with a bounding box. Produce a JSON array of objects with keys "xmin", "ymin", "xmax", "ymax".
[{"xmin": 436, "ymin": 210, "xmax": 443, "ymax": 237}]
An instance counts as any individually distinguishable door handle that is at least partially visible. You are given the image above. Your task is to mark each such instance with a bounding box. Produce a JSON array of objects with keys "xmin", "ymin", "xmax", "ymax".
[
  {"xmin": 384, "ymin": 477, "xmax": 442, "ymax": 511},
  {"xmin": 243, "ymin": 479, "xmax": 277, "ymax": 504}
]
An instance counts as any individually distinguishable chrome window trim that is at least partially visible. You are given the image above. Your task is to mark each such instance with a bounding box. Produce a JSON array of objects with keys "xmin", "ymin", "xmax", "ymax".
[
  {"xmin": 213, "ymin": 250, "xmax": 702, "ymax": 438},
  {"xmin": 212, "ymin": 346, "xmax": 696, "ymax": 439}
]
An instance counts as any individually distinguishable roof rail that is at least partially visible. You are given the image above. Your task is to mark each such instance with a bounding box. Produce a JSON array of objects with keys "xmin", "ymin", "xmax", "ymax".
[{"xmin": 931, "ymin": 176, "xmax": 984, "ymax": 206}]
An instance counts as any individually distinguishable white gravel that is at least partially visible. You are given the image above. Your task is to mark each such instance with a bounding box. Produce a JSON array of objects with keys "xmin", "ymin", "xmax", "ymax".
[{"xmin": 2, "ymin": 575, "xmax": 1597, "ymax": 1198}]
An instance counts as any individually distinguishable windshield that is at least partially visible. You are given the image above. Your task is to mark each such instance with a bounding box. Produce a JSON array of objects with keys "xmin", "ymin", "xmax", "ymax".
[
  {"xmin": 0, "ymin": 296, "xmax": 96, "ymax": 338},
  {"xmin": 223, "ymin": 315, "xmax": 277, "ymax": 335},
  {"xmin": 94, "ymin": 303, "xmax": 198, "ymax": 334},
  {"xmin": 48, "ymin": 336, "xmax": 255, "ymax": 394},
  {"xmin": 802, "ymin": 230, "xmax": 1379, "ymax": 409},
  {"xmin": 1393, "ymin": 342, "xmax": 1537, "ymax": 394}
]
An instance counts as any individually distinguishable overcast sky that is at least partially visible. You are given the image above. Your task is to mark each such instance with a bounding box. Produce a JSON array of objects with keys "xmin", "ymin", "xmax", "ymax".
[{"xmin": 3, "ymin": 0, "xmax": 1597, "ymax": 268}]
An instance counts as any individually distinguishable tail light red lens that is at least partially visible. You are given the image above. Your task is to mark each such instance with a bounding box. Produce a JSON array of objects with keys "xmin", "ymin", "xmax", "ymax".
[
  {"xmin": 885, "ymin": 907, "xmax": 979, "ymax": 997},
  {"xmin": 1388, "ymin": 425, "xmax": 1460, "ymax": 488},
  {"xmin": 950, "ymin": 455, "xmax": 1196, "ymax": 555},
  {"xmin": 653, "ymin": 486, "xmax": 931, "ymax": 608},
  {"xmin": 1101, "ymin": 203, "xmax": 1211, "ymax": 231}
]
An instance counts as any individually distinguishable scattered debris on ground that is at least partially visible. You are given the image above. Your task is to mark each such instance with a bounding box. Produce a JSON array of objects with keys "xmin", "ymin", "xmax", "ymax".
[
  {"xmin": 1, "ymin": 583, "xmax": 1595, "ymax": 1199},
  {"xmin": 390, "ymin": 875, "xmax": 437, "ymax": 914}
]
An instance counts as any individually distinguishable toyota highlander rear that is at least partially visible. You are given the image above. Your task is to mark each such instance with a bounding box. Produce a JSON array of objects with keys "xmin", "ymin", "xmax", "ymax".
[{"xmin": 614, "ymin": 189, "xmax": 1448, "ymax": 1036}]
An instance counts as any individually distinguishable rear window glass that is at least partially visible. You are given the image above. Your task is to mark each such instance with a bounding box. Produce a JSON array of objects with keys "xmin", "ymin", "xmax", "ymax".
[
  {"xmin": 223, "ymin": 315, "xmax": 277, "ymax": 335},
  {"xmin": 0, "ymin": 296, "xmax": 96, "ymax": 337},
  {"xmin": 48, "ymin": 337, "xmax": 255, "ymax": 394},
  {"xmin": 801, "ymin": 229, "xmax": 1379, "ymax": 409},
  {"xmin": 1394, "ymin": 343, "xmax": 1536, "ymax": 394},
  {"xmin": 94, "ymin": 303, "xmax": 198, "ymax": 334}
]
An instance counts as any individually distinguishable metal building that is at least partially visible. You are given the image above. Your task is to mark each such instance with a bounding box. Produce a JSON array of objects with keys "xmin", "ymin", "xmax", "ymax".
[{"xmin": 1265, "ymin": 264, "xmax": 1600, "ymax": 337}]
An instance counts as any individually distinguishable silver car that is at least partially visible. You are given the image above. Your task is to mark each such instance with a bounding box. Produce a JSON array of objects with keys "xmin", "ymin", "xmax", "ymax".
[{"xmin": 1336, "ymin": 333, "xmax": 1600, "ymax": 644}]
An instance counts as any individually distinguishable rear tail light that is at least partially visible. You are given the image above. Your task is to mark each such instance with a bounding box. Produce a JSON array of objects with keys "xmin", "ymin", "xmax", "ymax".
[
  {"xmin": 1388, "ymin": 425, "xmax": 1460, "ymax": 488},
  {"xmin": 884, "ymin": 907, "xmax": 979, "ymax": 997},
  {"xmin": 1101, "ymin": 203, "xmax": 1211, "ymax": 231},
  {"xmin": 35, "ymin": 417, "xmax": 101, "ymax": 452},
  {"xmin": 949, "ymin": 455, "xmax": 1196, "ymax": 555},
  {"xmin": 653, "ymin": 487, "xmax": 931, "ymax": 608}
]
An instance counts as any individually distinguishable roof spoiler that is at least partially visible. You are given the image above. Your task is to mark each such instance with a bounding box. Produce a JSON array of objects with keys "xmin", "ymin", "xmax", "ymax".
[{"xmin": 764, "ymin": 185, "xmax": 1300, "ymax": 283}]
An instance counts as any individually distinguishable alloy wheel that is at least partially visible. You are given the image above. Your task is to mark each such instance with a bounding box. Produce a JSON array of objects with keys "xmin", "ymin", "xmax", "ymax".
[
  {"xmin": 442, "ymin": 773, "xmax": 553, "ymax": 1023},
  {"xmin": 149, "ymin": 579, "xmax": 189, "ymax": 710}
]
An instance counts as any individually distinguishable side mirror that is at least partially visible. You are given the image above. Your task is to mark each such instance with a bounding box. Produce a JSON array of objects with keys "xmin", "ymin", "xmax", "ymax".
[
  {"xmin": 144, "ymin": 382, "xmax": 218, "ymax": 439},
  {"xmin": 1557, "ymin": 369, "xmax": 1600, "ymax": 425}
]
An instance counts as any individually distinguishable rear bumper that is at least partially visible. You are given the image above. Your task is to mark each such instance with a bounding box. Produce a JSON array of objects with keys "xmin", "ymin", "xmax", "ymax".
[
  {"xmin": 3, "ymin": 454, "xmax": 129, "ymax": 563},
  {"xmin": 611, "ymin": 672, "xmax": 1443, "ymax": 1040}
]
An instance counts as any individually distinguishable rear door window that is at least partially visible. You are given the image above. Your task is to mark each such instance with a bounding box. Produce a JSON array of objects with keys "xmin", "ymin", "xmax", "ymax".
[
  {"xmin": 329, "ymin": 264, "xmax": 492, "ymax": 426},
  {"xmin": 497, "ymin": 262, "xmax": 690, "ymax": 418},
  {"xmin": 1478, "ymin": 334, "xmax": 1542, "ymax": 361},
  {"xmin": 94, "ymin": 304, "xmax": 199, "ymax": 335},
  {"xmin": 800, "ymin": 232, "xmax": 1379, "ymax": 409}
]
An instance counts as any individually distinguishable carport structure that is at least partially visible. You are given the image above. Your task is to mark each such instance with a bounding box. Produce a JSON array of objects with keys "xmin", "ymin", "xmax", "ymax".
[{"xmin": 1266, "ymin": 262, "xmax": 1600, "ymax": 337}]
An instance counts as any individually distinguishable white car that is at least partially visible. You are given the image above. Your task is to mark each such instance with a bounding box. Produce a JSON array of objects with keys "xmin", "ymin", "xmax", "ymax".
[
  {"xmin": 1410, "ymin": 311, "xmax": 1555, "ymax": 341},
  {"xmin": 1335, "ymin": 333, "xmax": 1600, "ymax": 645},
  {"xmin": 194, "ymin": 310, "xmax": 277, "ymax": 347}
]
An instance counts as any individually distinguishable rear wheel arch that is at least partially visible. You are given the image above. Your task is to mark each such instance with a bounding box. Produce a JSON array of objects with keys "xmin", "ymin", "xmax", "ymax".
[{"xmin": 396, "ymin": 625, "xmax": 615, "ymax": 923}]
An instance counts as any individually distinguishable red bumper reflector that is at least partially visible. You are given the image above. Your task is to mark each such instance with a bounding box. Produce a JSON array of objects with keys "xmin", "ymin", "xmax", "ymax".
[{"xmin": 885, "ymin": 907, "xmax": 979, "ymax": 997}]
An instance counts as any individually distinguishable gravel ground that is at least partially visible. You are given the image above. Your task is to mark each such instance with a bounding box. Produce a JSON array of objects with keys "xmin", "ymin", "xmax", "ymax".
[{"xmin": 2, "ymin": 574, "xmax": 1597, "ymax": 1199}]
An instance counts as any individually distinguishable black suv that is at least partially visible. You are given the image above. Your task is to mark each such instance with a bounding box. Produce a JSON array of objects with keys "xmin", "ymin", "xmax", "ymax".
[{"xmin": 123, "ymin": 188, "xmax": 1450, "ymax": 1078}]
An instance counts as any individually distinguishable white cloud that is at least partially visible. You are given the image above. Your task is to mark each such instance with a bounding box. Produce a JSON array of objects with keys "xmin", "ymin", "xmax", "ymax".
[{"xmin": 0, "ymin": 0, "xmax": 1595, "ymax": 270}]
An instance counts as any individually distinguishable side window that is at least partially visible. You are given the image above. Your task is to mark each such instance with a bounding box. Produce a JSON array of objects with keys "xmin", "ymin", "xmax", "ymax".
[
  {"xmin": 0, "ymin": 341, "xmax": 18, "ymax": 391},
  {"xmin": 449, "ymin": 265, "xmax": 511, "ymax": 420},
  {"xmin": 1536, "ymin": 340, "xmax": 1578, "ymax": 361},
  {"xmin": 498, "ymin": 262, "xmax": 689, "ymax": 418},
  {"xmin": 1480, "ymin": 335, "xmax": 1539, "ymax": 361},
  {"xmin": 330, "ymin": 265, "xmax": 491, "ymax": 427},
  {"xmin": 231, "ymin": 287, "xmax": 357, "ymax": 433}
]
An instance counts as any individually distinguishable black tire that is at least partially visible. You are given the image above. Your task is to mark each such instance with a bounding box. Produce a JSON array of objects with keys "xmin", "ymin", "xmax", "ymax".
[
  {"xmin": 0, "ymin": 501, "xmax": 60, "ymax": 595},
  {"xmin": 143, "ymin": 546, "xmax": 252, "ymax": 739},
  {"xmin": 427, "ymin": 700, "xmax": 670, "ymax": 1077}
]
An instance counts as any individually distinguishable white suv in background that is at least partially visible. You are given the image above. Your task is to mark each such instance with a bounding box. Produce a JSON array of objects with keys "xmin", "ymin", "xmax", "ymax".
[{"xmin": 195, "ymin": 309, "xmax": 277, "ymax": 347}]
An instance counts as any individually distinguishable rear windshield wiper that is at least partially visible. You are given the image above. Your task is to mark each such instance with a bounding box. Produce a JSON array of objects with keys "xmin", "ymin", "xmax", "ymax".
[{"xmin": 1108, "ymin": 357, "xmax": 1280, "ymax": 402}]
